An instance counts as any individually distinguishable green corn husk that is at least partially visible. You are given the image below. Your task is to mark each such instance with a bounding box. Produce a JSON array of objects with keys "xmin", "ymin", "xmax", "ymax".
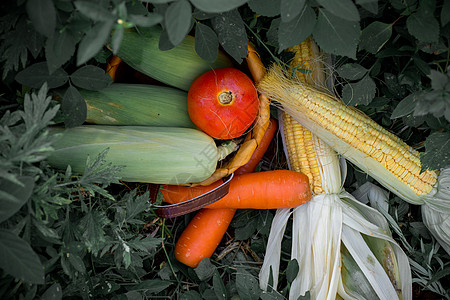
[
  {"xmin": 47, "ymin": 126, "xmax": 218, "ymax": 184},
  {"xmin": 117, "ymin": 26, "xmax": 234, "ymax": 91},
  {"xmin": 81, "ymin": 83, "xmax": 196, "ymax": 128}
]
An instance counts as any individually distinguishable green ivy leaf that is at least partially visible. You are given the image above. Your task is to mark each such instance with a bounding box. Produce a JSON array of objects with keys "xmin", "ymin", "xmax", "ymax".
[
  {"xmin": 195, "ymin": 258, "xmax": 215, "ymax": 281},
  {"xmin": 73, "ymin": 1, "xmax": 115, "ymax": 22},
  {"xmin": 0, "ymin": 229, "xmax": 44, "ymax": 284},
  {"xmin": 77, "ymin": 20, "xmax": 114, "ymax": 66},
  {"xmin": 406, "ymin": 3, "xmax": 439, "ymax": 43},
  {"xmin": 15, "ymin": 62, "xmax": 69, "ymax": 89},
  {"xmin": 420, "ymin": 132, "xmax": 450, "ymax": 171},
  {"xmin": 312, "ymin": 8, "xmax": 360, "ymax": 59},
  {"xmin": 280, "ymin": 0, "xmax": 306, "ymax": 22},
  {"xmin": 26, "ymin": 0, "xmax": 56, "ymax": 37},
  {"xmin": 391, "ymin": 93, "xmax": 419, "ymax": 119},
  {"xmin": 212, "ymin": 9, "xmax": 248, "ymax": 63},
  {"xmin": 71, "ymin": 65, "xmax": 112, "ymax": 91},
  {"xmin": 189, "ymin": 0, "xmax": 248, "ymax": 13},
  {"xmin": 359, "ymin": 21, "xmax": 392, "ymax": 54},
  {"xmin": 342, "ymin": 74, "xmax": 376, "ymax": 106},
  {"xmin": 247, "ymin": 0, "xmax": 280, "ymax": 17},
  {"xmin": 62, "ymin": 86, "xmax": 87, "ymax": 128},
  {"xmin": 194, "ymin": 22, "xmax": 219, "ymax": 62},
  {"xmin": 316, "ymin": 0, "xmax": 360, "ymax": 21},
  {"xmin": 236, "ymin": 267, "xmax": 261, "ymax": 300},
  {"xmin": 40, "ymin": 283, "xmax": 62, "ymax": 300},
  {"xmin": 0, "ymin": 176, "xmax": 34, "ymax": 223},
  {"xmin": 213, "ymin": 269, "xmax": 227, "ymax": 300},
  {"xmin": 46, "ymin": 30, "xmax": 77, "ymax": 74},
  {"xmin": 355, "ymin": 0, "xmax": 378, "ymax": 14},
  {"xmin": 286, "ymin": 259, "xmax": 299, "ymax": 283},
  {"xmin": 165, "ymin": 0, "xmax": 192, "ymax": 46},
  {"xmin": 336, "ymin": 63, "xmax": 368, "ymax": 80},
  {"xmin": 278, "ymin": 5, "xmax": 316, "ymax": 53}
]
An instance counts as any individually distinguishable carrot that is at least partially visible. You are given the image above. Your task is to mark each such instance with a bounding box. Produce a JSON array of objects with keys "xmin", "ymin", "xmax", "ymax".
[
  {"xmin": 174, "ymin": 118, "xmax": 277, "ymax": 268},
  {"xmin": 162, "ymin": 170, "xmax": 311, "ymax": 209}
]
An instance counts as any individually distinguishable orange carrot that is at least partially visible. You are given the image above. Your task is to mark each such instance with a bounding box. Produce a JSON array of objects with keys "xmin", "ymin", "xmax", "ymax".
[
  {"xmin": 174, "ymin": 119, "xmax": 277, "ymax": 267},
  {"xmin": 162, "ymin": 170, "xmax": 311, "ymax": 209}
]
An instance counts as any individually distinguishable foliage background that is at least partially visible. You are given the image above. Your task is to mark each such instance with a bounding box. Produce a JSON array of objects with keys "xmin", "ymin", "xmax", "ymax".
[{"xmin": 0, "ymin": 0, "xmax": 449, "ymax": 299}]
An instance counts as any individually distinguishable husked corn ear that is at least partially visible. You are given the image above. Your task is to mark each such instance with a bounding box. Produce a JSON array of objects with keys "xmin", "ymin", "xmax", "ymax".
[{"xmin": 259, "ymin": 65, "xmax": 438, "ymax": 204}]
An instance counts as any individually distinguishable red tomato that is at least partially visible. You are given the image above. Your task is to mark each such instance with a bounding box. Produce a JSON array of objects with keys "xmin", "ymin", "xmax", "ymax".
[{"xmin": 187, "ymin": 68, "xmax": 259, "ymax": 140}]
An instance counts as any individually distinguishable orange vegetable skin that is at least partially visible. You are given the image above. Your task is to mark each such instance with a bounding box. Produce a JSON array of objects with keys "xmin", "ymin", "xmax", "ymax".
[
  {"xmin": 162, "ymin": 170, "xmax": 311, "ymax": 209},
  {"xmin": 174, "ymin": 119, "xmax": 278, "ymax": 268}
]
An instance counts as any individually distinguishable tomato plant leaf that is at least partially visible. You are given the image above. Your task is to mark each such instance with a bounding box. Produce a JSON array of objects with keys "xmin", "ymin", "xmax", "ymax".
[
  {"xmin": 359, "ymin": 21, "xmax": 392, "ymax": 54},
  {"xmin": 46, "ymin": 30, "xmax": 77, "ymax": 74},
  {"xmin": 15, "ymin": 62, "xmax": 69, "ymax": 89},
  {"xmin": 189, "ymin": 0, "xmax": 248, "ymax": 13},
  {"xmin": 406, "ymin": 3, "xmax": 439, "ymax": 43},
  {"xmin": 0, "ymin": 176, "xmax": 34, "ymax": 223},
  {"xmin": 62, "ymin": 86, "xmax": 87, "ymax": 128},
  {"xmin": 195, "ymin": 22, "xmax": 219, "ymax": 62},
  {"xmin": 337, "ymin": 63, "xmax": 368, "ymax": 80},
  {"xmin": 342, "ymin": 74, "xmax": 376, "ymax": 106},
  {"xmin": 212, "ymin": 9, "xmax": 248, "ymax": 63},
  {"xmin": 355, "ymin": 0, "xmax": 378, "ymax": 14},
  {"xmin": 77, "ymin": 20, "xmax": 114, "ymax": 66},
  {"xmin": 70, "ymin": 65, "xmax": 112, "ymax": 90},
  {"xmin": 40, "ymin": 283, "xmax": 62, "ymax": 300},
  {"xmin": 391, "ymin": 93, "xmax": 419, "ymax": 119},
  {"xmin": 278, "ymin": 5, "xmax": 315, "ymax": 53},
  {"xmin": 247, "ymin": 0, "xmax": 280, "ymax": 17},
  {"xmin": 280, "ymin": 0, "xmax": 305, "ymax": 22},
  {"xmin": 26, "ymin": 0, "xmax": 56, "ymax": 37},
  {"xmin": 316, "ymin": 0, "xmax": 360, "ymax": 21},
  {"xmin": 312, "ymin": 8, "xmax": 360, "ymax": 59},
  {"xmin": 73, "ymin": 1, "xmax": 115, "ymax": 22},
  {"xmin": 165, "ymin": 0, "xmax": 192, "ymax": 46},
  {"xmin": 420, "ymin": 132, "xmax": 450, "ymax": 171},
  {"xmin": 0, "ymin": 229, "xmax": 44, "ymax": 284}
]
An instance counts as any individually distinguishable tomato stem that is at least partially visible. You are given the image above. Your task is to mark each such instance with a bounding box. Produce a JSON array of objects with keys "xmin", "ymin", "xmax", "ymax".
[{"xmin": 218, "ymin": 91, "xmax": 233, "ymax": 105}]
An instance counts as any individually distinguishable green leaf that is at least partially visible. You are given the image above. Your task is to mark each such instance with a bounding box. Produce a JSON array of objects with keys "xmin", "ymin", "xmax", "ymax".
[
  {"xmin": 442, "ymin": 0, "xmax": 450, "ymax": 27},
  {"xmin": 128, "ymin": 13, "xmax": 163, "ymax": 27},
  {"xmin": 280, "ymin": 0, "xmax": 306, "ymax": 22},
  {"xmin": 32, "ymin": 217, "xmax": 60, "ymax": 239},
  {"xmin": 247, "ymin": 0, "xmax": 280, "ymax": 17},
  {"xmin": 74, "ymin": 1, "xmax": 114, "ymax": 22},
  {"xmin": 77, "ymin": 20, "xmax": 114, "ymax": 65},
  {"xmin": 391, "ymin": 93, "xmax": 419, "ymax": 119},
  {"xmin": 212, "ymin": 9, "xmax": 248, "ymax": 63},
  {"xmin": 213, "ymin": 269, "xmax": 227, "ymax": 300},
  {"xmin": 189, "ymin": 0, "xmax": 248, "ymax": 13},
  {"xmin": 62, "ymin": 85, "xmax": 87, "ymax": 128},
  {"xmin": 420, "ymin": 132, "xmax": 450, "ymax": 171},
  {"xmin": 359, "ymin": 21, "xmax": 392, "ymax": 54},
  {"xmin": 68, "ymin": 253, "xmax": 86, "ymax": 273},
  {"xmin": 180, "ymin": 290, "xmax": 202, "ymax": 299},
  {"xmin": 336, "ymin": 63, "xmax": 368, "ymax": 80},
  {"xmin": 79, "ymin": 210, "xmax": 109, "ymax": 255},
  {"xmin": 46, "ymin": 30, "xmax": 77, "ymax": 74},
  {"xmin": 195, "ymin": 258, "xmax": 215, "ymax": 281},
  {"xmin": 26, "ymin": 0, "xmax": 56, "ymax": 37},
  {"xmin": 15, "ymin": 62, "xmax": 69, "ymax": 89},
  {"xmin": 356, "ymin": 0, "xmax": 378, "ymax": 14},
  {"xmin": 278, "ymin": 5, "xmax": 316, "ymax": 53},
  {"xmin": 316, "ymin": 0, "xmax": 360, "ymax": 21},
  {"xmin": 286, "ymin": 259, "xmax": 299, "ymax": 283},
  {"xmin": 312, "ymin": 8, "xmax": 360, "ymax": 59},
  {"xmin": 235, "ymin": 267, "xmax": 261, "ymax": 300},
  {"xmin": 406, "ymin": 4, "xmax": 439, "ymax": 43},
  {"xmin": 130, "ymin": 279, "xmax": 172, "ymax": 293},
  {"xmin": 194, "ymin": 22, "xmax": 219, "ymax": 62},
  {"xmin": 70, "ymin": 65, "xmax": 112, "ymax": 90},
  {"xmin": 342, "ymin": 74, "xmax": 376, "ymax": 106},
  {"xmin": 0, "ymin": 229, "xmax": 44, "ymax": 284},
  {"xmin": 41, "ymin": 283, "xmax": 62, "ymax": 300},
  {"xmin": 165, "ymin": 0, "xmax": 192, "ymax": 46},
  {"xmin": 111, "ymin": 25, "xmax": 124, "ymax": 54},
  {"xmin": 0, "ymin": 176, "xmax": 34, "ymax": 223}
]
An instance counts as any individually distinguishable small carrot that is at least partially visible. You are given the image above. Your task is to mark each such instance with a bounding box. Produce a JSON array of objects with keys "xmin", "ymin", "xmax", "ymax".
[
  {"xmin": 173, "ymin": 119, "xmax": 278, "ymax": 268},
  {"xmin": 162, "ymin": 170, "xmax": 311, "ymax": 209}
]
